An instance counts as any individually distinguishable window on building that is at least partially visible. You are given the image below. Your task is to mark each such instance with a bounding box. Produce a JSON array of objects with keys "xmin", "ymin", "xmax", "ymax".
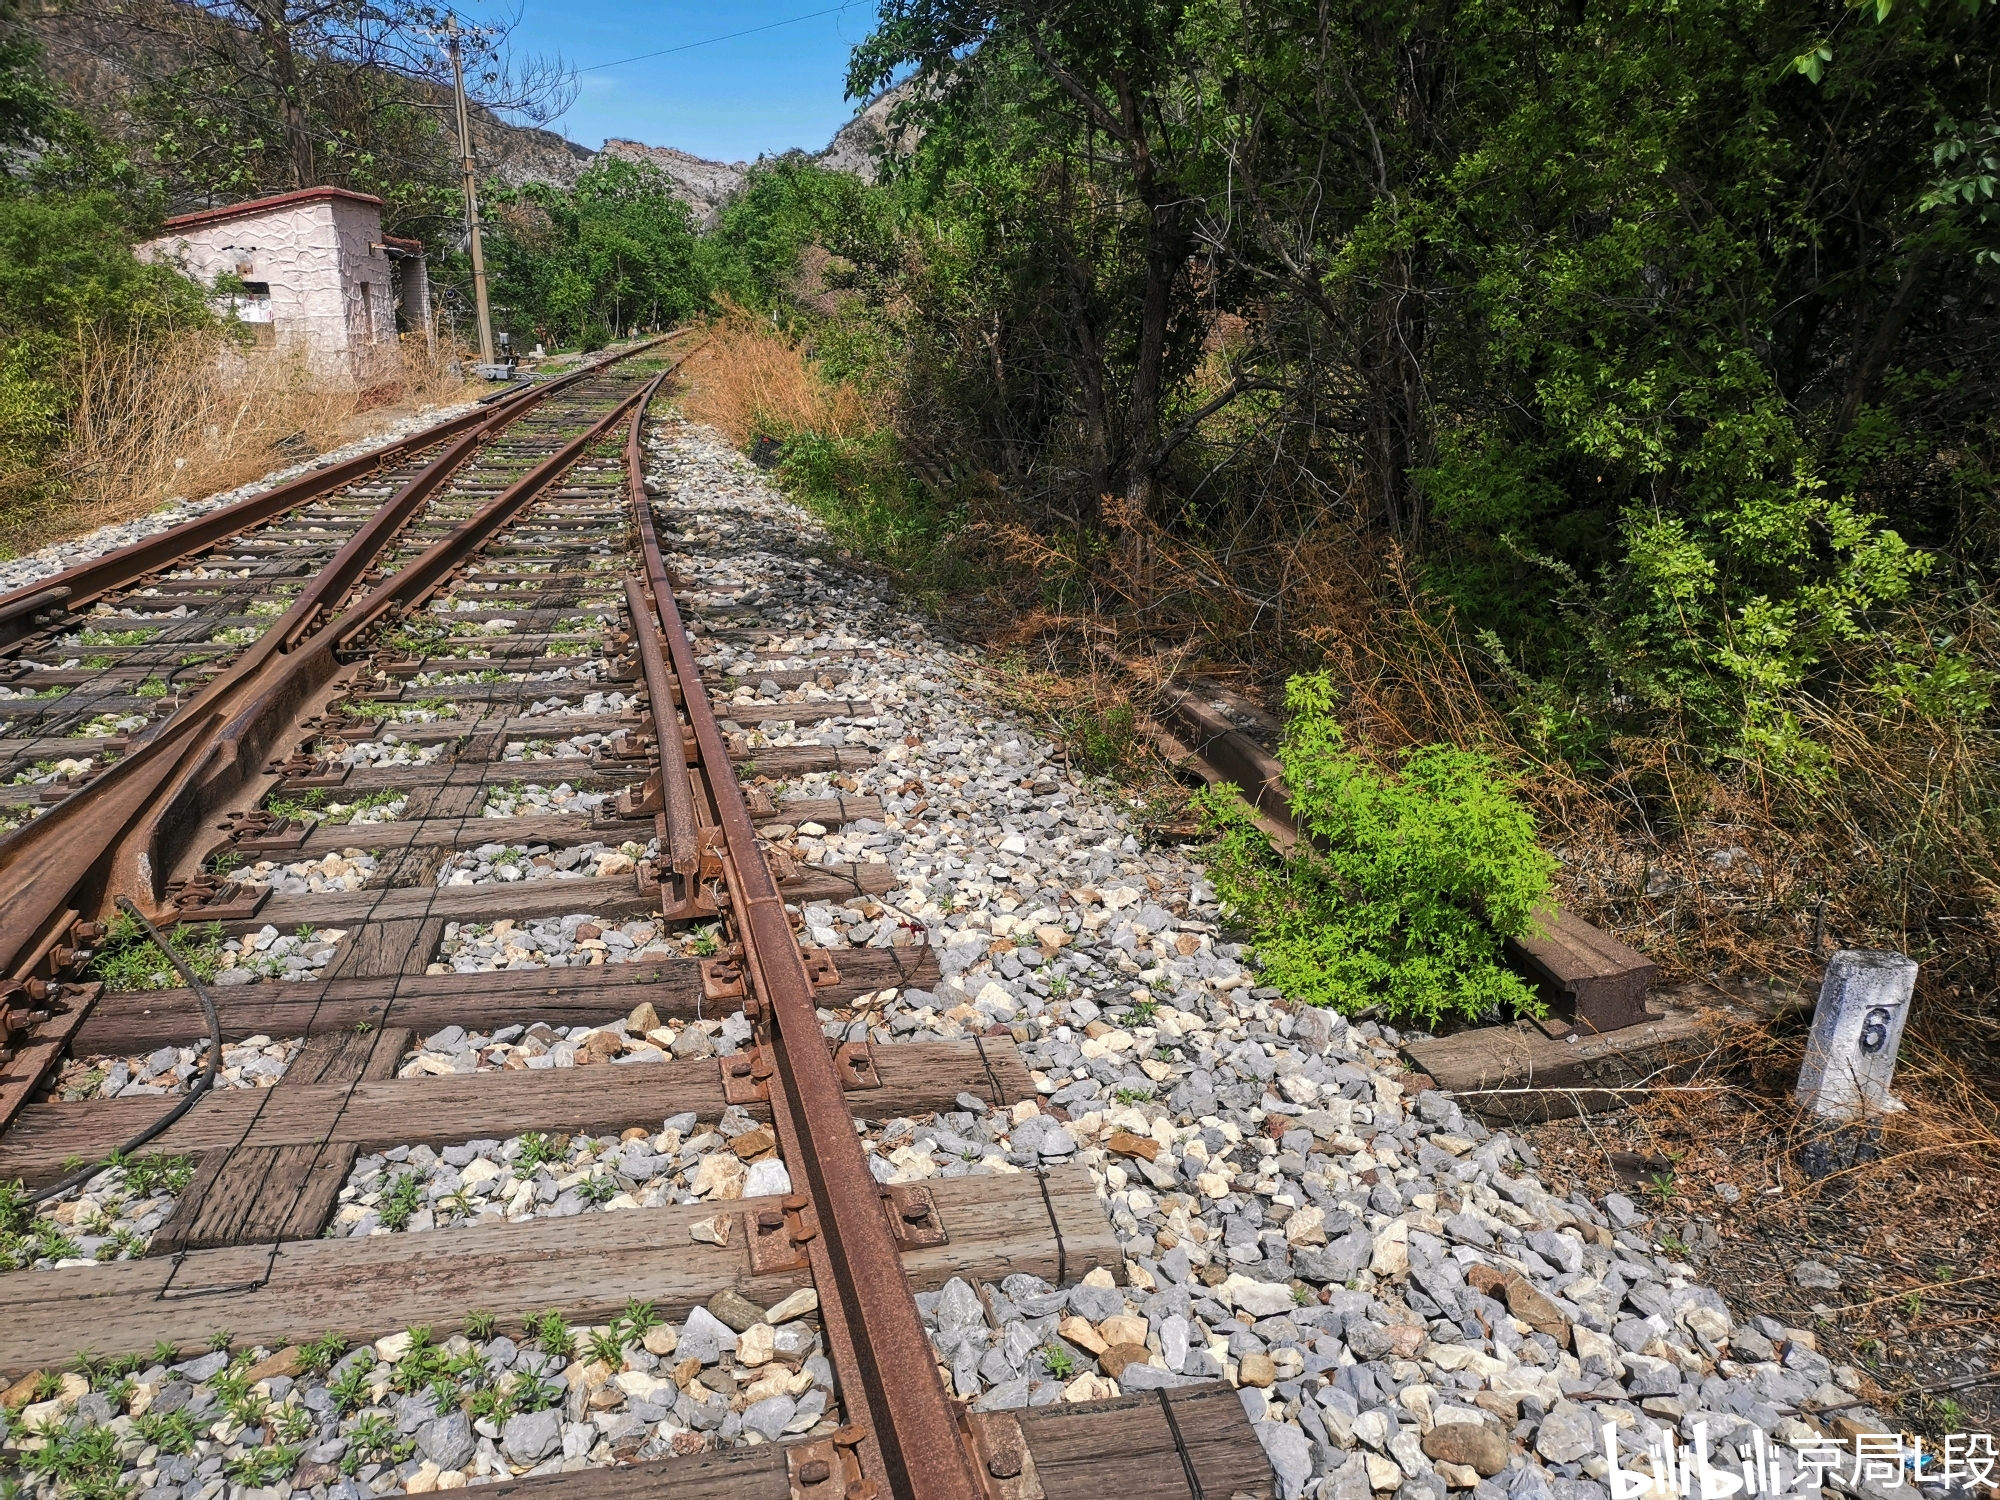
[{"xmin": 223, "ymin": 281, "xmax": 274, "ymax": 346}]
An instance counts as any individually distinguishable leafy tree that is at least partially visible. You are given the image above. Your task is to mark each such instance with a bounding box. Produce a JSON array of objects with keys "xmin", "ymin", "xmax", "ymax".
[
  {"xmin": 0, "ymin": 0, "xmax": 54, "ymax": 152},
  {"xmin": 91, "ymin": 0, "xmax": 572, "ymax": 200},
  {"xmin": 135, "ymin": 46, "xmax": 462, "ymax": 238},
  {"xmin": 850, "ymin": 1, "xmax": 1239, "ymax": 521},
  {"xmin": 831, "ymin": 0, "xmax": 1997, "ymax": 771},
  {"xmin": 485, "ymin": 157, "xmax": 706, "ymax": 347},
  {"xmin": 703, "ymin": 156, "xmax": 895, "ymax": 316},
  {"xmin": 0, "ymin": 9, "xmax": 210, "ymax": 525}
]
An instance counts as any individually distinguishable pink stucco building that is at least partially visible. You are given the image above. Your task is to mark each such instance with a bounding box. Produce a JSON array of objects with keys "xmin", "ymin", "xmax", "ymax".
[{"xmin": 139, "ymin": 187, "xmax": 431, "ymax": 396}]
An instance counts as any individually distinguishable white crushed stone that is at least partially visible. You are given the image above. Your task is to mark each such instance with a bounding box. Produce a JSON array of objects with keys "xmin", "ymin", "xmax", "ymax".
[
  {"xmin": 45, "ymin": 1035, "xmax": 306, "ymax": 1103},
  {"xmin": 238, "ymin": 849, "xmax": 380, "ymax": 896},
  {"xmin": 337, "ymin": 735, "xmax": 448, "ymax": 769},
  {"xmin": 616, "ymin": 416, "xmax": 1882, "ymax": 1496},
  {"xmin": 480, "ymin": 782, "xmax": 609, "ymax": 817},
  {"xmin": 430, "ymin": 915, "xmax": 677, "ymax": 974},
  {"xmin": 211, "ymin": 924, "xmax": 348, "ymax": 986},
  {"xmin": 436, "ymin": 839, "xmax": 654, "ymax": 886}
]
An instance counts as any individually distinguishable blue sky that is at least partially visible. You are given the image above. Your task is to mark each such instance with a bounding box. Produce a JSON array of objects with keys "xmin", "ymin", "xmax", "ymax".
[{"xmin": 497, "ymin": 0, "xmax": 882, "ymax": 163}]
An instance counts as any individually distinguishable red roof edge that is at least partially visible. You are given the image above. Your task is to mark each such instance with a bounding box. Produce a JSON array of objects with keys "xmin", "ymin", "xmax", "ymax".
[
  {"xmin": 159, "ymin": 186, "xmax": 386, "ymax": 234},
  {"xmin": 382, "ymin": 234, "xmax": 425, "ymax": 253}
]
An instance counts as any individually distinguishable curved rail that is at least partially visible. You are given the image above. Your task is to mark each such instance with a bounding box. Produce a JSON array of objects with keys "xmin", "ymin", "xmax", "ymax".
[{"xmin": 0, "ymin": 338, "xmax": 685, "ymax": 997}]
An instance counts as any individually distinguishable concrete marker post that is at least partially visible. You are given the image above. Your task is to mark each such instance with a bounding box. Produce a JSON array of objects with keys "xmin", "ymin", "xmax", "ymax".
[{"xmin": 1795, "ymin": 949, "xmax": 1918, "ymax": 1122}]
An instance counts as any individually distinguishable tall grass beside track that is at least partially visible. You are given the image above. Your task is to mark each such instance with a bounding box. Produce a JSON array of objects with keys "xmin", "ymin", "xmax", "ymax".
[
  {"xmin": 1, "ymin": 325, "xmax": 478, "ymax": 556},
  {"xmin": 673, "ymin": 311, "xmax": 974, "ymax": 604}
]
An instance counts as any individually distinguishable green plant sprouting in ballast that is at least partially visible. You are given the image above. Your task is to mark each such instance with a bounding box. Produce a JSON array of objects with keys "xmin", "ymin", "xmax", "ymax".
[
  {"xmin": 86, "ymin": 912, "xmax": 225, "ymax": 992},
  {"xmin": 1195, "ymin": 672, "xmax": 1556, "ymax": 1029}
]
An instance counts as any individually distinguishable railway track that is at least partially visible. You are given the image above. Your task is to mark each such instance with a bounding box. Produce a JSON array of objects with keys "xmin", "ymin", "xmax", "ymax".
[{"xmin": 0, "ymin": 342, "xmax": 1277, "ymax": 1500}]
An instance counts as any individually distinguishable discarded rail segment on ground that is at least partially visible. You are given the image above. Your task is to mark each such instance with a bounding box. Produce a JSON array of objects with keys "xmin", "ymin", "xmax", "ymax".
[{"xmin": 0, "ymin": 339, "xmax": 1278, "ymax": 1500}]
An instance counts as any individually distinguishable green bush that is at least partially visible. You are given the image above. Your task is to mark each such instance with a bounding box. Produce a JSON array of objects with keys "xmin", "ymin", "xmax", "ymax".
[
  {"xmin": 484, "ymin": 157, "xmax": 706, "ymax": 350},
  {"xmin": 771, "ymin": 427, "xmax": 970, "ymax": 600},
  {"xmin": 1068, "ymin": 701, "xmax": 1137, "ymax": 773},
  {"xmin": 1194, "ymin": 672, "xmax": 1555, "ymax": 1029}
]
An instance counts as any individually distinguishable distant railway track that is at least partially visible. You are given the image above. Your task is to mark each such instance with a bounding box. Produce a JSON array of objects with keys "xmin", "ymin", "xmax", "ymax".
[{"xmin": 0, "ymin": 336, "xmax": 1274, "ymax": 1500}]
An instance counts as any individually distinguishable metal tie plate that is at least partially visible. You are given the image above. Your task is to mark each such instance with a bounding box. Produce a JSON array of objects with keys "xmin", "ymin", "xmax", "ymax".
[
  {"xmin": 833, "ymin": 1041, "xmax": 881, "ymax": 1090},
  {"xmin": 746, "ymin": 1192, "xmax": 817, "ymax": 1274},
  {"xmin": 799, "ymin": 946, "xmax": 842, "ymax": 987},
  {"xmin": 701, "ymin": 956, "xmax": 747, "ymax": 1002},
  {"xmin": 960, "ymin": 1411, "xmax": 1043, "ymax": 1500},
  {"xmin": 880, "ymin": 1183, "xmax": 948, "ymax": 1248}
]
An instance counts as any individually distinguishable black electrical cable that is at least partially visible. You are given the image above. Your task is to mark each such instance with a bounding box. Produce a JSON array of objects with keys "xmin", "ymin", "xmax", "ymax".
[{"xmin": 25, "ymin": 897, "xmax": 224, "ymax": 1206}]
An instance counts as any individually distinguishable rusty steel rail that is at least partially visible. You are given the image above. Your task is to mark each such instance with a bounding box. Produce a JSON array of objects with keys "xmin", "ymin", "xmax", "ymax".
[
  {"xmin": 623, "ymin": 387, "xmax": 985, "ymax": 1500},
  {"xmin": 106, "ymin": 376, "xmax": 665, "ymax": 920},
  {"xmin": 6, "ymin": 346, "xmax": 1002, "ymax": 1500},
  {"xmin": 0, "ymin": 339, "xmax": 680, "ymax": 653}
]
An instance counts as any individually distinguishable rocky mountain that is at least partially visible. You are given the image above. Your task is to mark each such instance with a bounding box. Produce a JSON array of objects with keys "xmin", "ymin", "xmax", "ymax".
[
  {"xmin": 471, "ymin": 116, "xmax": 596, "ymax": 190},
  {"xmin": 593, "ymin": 83, "xmax": 916, "ymax": 225},
  {"xmin": 596, "ymin": 141, "xmax": 750, "ymax": 227},
  {"xmin": 817, "ymin": 82, "xmax": 915, "ymax": 182}
]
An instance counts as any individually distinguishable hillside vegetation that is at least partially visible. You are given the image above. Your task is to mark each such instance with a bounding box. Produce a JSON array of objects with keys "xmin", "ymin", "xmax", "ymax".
[{"xmin": 679, "ymin": 0, "xmax": 1999, "ymax": 1027}]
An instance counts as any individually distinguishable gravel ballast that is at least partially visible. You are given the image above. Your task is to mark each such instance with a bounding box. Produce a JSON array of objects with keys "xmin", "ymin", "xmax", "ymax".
[{"xmin": 0, "ymin": 410, "xmax": 1912, "ymax": 1500}]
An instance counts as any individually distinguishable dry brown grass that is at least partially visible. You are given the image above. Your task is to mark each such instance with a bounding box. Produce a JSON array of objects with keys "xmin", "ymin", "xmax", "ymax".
[
  {"xmin": 672, "ymin": 307, "xmax": 873, "ymax": 447},
  {"xmin": 1519, "ymin": 999, "xmax": 2000, "ymax": 1432},
  {"xmin": 979, "ymin": 490, "xmax": 2000, "ymax": 1001},
  {"xmin": 0, "ymin": 323, "xmax": 479, "ymax": 555}
]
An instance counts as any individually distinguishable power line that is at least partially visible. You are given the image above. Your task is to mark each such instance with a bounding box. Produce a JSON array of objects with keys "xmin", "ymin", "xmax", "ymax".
[{"xmin": 576, "ymin": 2, "xmax": 862, "ymax": 73}]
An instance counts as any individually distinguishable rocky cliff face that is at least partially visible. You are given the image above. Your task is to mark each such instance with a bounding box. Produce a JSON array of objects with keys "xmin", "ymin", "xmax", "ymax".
[
  {"xmin": 596, "ymin": 83, "xmax": 916, "ymax": 223},
  {"xmin": 470, "ymin": 113, "xmax": 597, "ymax": 190},
  {"xmin": 816, "ymin": 82, "xmax": 916, "ymax": 184}
]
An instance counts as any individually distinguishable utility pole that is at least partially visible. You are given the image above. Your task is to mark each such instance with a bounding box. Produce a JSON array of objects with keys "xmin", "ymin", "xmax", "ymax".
[{"xmin": 447, "ymin": 13, "xmax": 498, "ymax": 369}]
